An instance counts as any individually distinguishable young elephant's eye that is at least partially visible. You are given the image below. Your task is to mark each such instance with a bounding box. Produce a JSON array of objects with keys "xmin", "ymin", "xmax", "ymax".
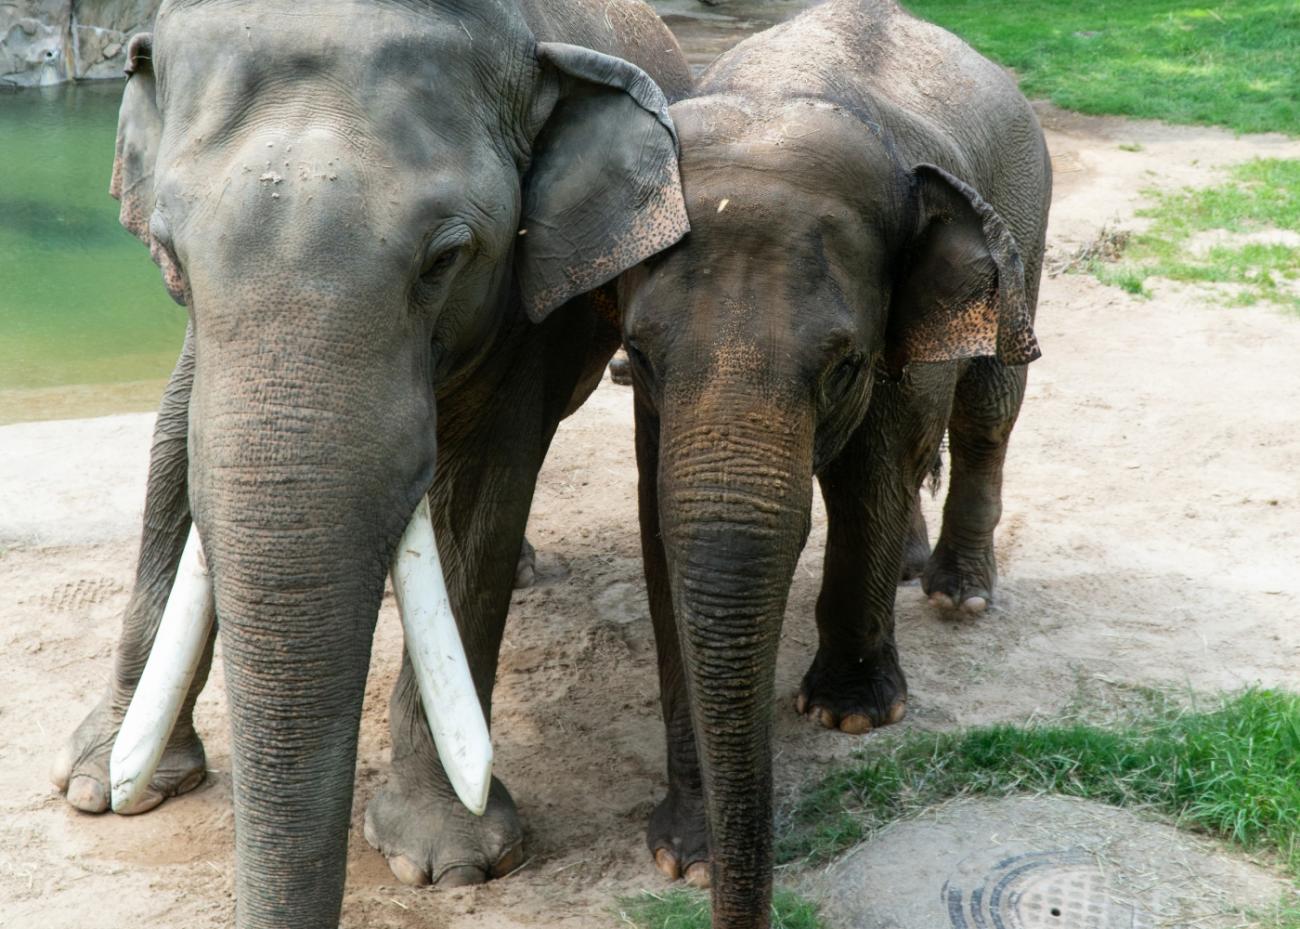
[
  {"xmin": 825, "ymin": 353, "xmax": 865, "ymax": 402},
  {"xmin": 625, "ymin": 337, "xmax": 655, "ymax": 379}
]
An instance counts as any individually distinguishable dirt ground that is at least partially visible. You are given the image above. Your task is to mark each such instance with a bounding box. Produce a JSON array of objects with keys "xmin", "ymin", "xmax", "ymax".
[{"xmin": 3, "ymin": 23, "xmax": 1300, "ymax": 929}]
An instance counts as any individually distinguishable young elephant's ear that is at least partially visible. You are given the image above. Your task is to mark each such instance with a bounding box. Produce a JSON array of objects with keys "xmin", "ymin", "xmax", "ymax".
[
  {"xmin": 109, "ymin": 33, "xmax": 162, "ymax": 244},
  {"xmin": 886, "ymin": 164, "xmax": 1040, "ymax": 371},
  {"xmin": 516, "ymin": 43, "xmax": 689, "ymax": 323}
]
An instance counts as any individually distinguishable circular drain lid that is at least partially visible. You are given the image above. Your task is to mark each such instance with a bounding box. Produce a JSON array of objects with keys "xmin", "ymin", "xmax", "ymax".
[{"xmin": 942, "ymin": 849, "xmax": 1155, "ymax": 929}]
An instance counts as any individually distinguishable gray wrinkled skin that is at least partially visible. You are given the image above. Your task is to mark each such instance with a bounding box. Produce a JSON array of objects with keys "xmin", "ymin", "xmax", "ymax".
[
  {"xmin": 619, "ymin": 2, "xmax": 1050, "ymax": 926},
  {"xmin": 50, "ymin": 2, "xmax": 690, "ymax": 928}
]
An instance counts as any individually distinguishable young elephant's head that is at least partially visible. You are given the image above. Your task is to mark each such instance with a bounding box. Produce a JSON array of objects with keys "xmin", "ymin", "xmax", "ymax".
[
  {"xmin": 110, "ymin": 2, "xmax": 686, "ymax": 927},
  {"xmin": 619, "ymin": 97, "xmax": 1038, "ymax": 928}
]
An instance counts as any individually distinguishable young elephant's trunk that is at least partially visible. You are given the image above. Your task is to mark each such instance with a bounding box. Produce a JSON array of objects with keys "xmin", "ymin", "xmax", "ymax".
[{"xmin": 658, "ymin": 396, "xmax": 814, "ymax": 929}]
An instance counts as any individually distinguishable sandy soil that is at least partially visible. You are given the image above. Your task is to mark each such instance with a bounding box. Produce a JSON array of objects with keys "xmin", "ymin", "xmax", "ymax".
[{"xmin": 3, "ymin": 76, "xmax": 1300, "ymax": 929}]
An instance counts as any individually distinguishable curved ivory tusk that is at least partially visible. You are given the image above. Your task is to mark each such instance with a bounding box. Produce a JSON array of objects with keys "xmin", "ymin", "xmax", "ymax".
[
  {"xmin": 390, "ymin": 497, "xmax": 493, "ymax": 816},
  {"xmin": 110, "ymin": 525, "xmax": 215, "ymax": 813}
]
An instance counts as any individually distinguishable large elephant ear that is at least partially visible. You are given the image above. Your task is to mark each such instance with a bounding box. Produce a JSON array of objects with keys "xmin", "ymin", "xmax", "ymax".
[
  {"xmin": 109, "ymin": 33, "xmax": 162, "ymax": 244},
  {"xmin": 516, "ymin": 43, "xmax": 689, "ymax": 323},
  {"xmin": 886, "ymin": 164, "xmax": 1040, "ymax": 371}
]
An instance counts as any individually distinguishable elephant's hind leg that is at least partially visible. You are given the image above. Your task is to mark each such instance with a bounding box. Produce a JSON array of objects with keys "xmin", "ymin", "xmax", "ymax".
[
  {"xmin": 922, "ymin": 357, "xmax": 1028, "ymax": 614},
  {"xmin": 899, "ymin": 490, "xmax": 932, "ymax": 582},
  {"xmin": 52, "ymin": 329, "xmax": 212, "ymax": 814}
]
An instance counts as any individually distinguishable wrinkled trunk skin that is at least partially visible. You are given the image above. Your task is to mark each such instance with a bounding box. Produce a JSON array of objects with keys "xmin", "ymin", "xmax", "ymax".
[
  {"xmin": 658, "ymin": 394, "xmax": 814, "ymax": 929},
  {"xmin": 188, "ymin": 294, "xmax": 434, "ymax": 928}
]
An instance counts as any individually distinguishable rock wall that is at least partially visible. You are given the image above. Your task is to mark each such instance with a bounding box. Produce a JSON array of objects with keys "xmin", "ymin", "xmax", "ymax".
[{"xmin": 1, "ymin": 0, "xmax": 159, "ymax": 86}]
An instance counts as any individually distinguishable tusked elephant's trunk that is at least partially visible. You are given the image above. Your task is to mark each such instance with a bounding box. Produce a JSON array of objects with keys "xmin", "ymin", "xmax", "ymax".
[
  {"xmin": 186, "ymin": 276, "xmax": 438, "ymax": 928},
  {"xmin": 658, "ymin": 393, "xmax": 814, "ymax": 929}
]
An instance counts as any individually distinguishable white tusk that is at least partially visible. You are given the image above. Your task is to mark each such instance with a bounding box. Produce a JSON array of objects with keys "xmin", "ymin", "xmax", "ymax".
[
  {"xmin": 390, "ymin": 497, "xmax": 493, "ymax": 816},
  {"xmin": 110, "ymin": 525, "xmax": 215, "ymax": 813}
]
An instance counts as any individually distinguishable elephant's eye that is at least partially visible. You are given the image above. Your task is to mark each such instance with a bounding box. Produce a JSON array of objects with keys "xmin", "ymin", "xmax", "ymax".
[
  {"xmin": 625, "ymin": 337, "xmax": 655, "ymax": 379},
  {"xmin": 825, "ymin": 353, "xmax": 864, "ymax": 402},
  {"xmin": 420, "ymin": 244, "xmax": 463, "ymax": 281}
]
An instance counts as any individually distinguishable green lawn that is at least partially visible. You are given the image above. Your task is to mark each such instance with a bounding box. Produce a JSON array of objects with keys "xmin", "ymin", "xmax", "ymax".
[
  {"xmin": 1088, "ymin": 158, "xmax": 1300, "ymax": 308},
  {"xmin": 618, "ymin": 888, "xmax": 822, "ymax": 929},
  {"xmin": 620, "ymin": 689, "xmax": 1300, "ymax": 929},
  {"xmin": 903, "ymin": 0, "xmax": 1300, "ymax": 135}
]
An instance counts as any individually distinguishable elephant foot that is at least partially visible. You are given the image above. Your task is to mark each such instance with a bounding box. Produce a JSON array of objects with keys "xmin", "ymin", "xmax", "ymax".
[
  {"xmin": 647, "ymin": 789, "xmax": 710, "ymax": 888},
  {"xmin": 608, "ymin": 349, "xmax": 633, "ymax": 386},
  {"xmin": 922, "ymin": 534, "xmax": 996, "ymax": 615},
  {"xmin": 51, "ymin": 696, "xmax": 206, "ymax": 815},
  {"xmin": 514, "ymin": 536, "xmax": 537, "ymax": 589},
  {"xmin": 796, "ymin": 642, "xmax": 907, "ymax": 734},
  {"xmin": 364, "ymin": 776, "xmax": 524, "ymax": 887}
]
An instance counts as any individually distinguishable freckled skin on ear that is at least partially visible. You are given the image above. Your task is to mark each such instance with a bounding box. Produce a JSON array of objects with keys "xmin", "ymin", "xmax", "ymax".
[{"xmin": 620, "ymin": 1, "xmax": 1050, "ymax": 926}]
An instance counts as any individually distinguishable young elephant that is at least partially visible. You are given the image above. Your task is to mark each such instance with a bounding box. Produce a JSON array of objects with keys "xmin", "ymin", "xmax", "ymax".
[
  {"xmin": 49, "ymin": 2, "xmax": 690, "ymax": 927},
  {"xmin": 619, "ymin": 1, "xmax": 1048, "ymax": 925}
]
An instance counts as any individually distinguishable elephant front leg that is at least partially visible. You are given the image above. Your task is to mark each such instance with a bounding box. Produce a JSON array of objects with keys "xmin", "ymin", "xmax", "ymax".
[
  {"xmin": 800, "ymin": 367, "xmax": 955, "ymax": 733},
  {"xmin": 364, "ymin": 377, "xmax": 551, "ymax": 887},
  {"xmin": 923, "ymin": 357, "xmax": 1028, "ymax": 614},
  {"xmin": 636, "ymin": 401, "xmax": 710, "ymax": 888},
  {"xmin": 52, "ymin": 330, "xmax": 213, "ymax": 814},
  {"xmin": 364, "ymin": 650, "xmax": 525, "ymax": 886}
]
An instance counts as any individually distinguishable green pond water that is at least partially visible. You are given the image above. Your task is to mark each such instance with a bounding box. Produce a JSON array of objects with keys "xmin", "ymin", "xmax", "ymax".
[
  {"xmin": 0, "ymin": 3, "xmax": 792, "ymax": 425},
  {"xmin": 0, "ymin": 81, "xmax": 186, "ymax": 423}
]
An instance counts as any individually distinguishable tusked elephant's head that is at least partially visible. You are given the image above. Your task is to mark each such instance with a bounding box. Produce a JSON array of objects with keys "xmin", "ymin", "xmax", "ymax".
[
  {"xmin": 619, "ymin": 98, "xmax": 1038, "ymax": 928},
  {"xmin": 109, "ymin": 2, "xmax": 686, "ymax": 927}
]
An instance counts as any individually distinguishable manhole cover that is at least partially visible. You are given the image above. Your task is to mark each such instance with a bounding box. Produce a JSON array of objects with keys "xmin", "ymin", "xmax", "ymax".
[{"xmin": 942, "ymin": 849, "xmax": 1155, "ymax": 929}]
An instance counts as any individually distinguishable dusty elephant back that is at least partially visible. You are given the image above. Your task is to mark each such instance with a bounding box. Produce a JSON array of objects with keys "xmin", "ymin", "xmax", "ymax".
[{"xmin": 694, "ymin": 0, "xmax": 1051, "ymax": 305}]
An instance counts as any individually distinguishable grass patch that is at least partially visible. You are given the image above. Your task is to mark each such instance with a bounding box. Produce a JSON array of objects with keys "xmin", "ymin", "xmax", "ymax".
[
  {"xmin": 1081, "ymin": 158, "xmax": 1300, "ymax": 309},
  {"xmin": 777, "ymin": 688, "xmax": 1300, "ymax": 882},
  {"xmin": 902, "ymin": 0, "xmax": 1300, "ymax": 135},
  {"xmin": 618, "ymin": 888, "xmax": 822, "ymax": 929}
]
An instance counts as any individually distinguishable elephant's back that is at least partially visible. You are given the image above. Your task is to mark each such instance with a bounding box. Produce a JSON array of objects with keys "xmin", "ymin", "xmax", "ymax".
[
  {"xmin": 519, "ymin": 0, "xmax": 693, "ymax": 103},
  {"xmin": 697, "ymin": 0, "xmax": 1050, "ymax": 300}
]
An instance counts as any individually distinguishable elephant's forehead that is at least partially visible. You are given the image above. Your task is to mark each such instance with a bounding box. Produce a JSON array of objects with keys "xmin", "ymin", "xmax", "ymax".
[
  {"xmin": 675, "ymin": 97, "xmax": 898, "ymax": 192},
  {"xmin": 676, "ymin": 130, "xmax": 901, "ymax": 233},
  {"xmin": 152, "ymin": 1, "xmax": 529, "ymax": 162}
]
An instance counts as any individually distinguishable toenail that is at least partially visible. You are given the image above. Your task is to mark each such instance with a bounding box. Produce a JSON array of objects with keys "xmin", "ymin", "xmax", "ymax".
[
  {"xmin": 929, "ymin": 592, "xmax": 955, "ymax": 610},
  {"xmin": 684, "ymin": 861, "xmax": 711, "ymax": 888},
  {"xmin": 389, "ymin": 855, "xmax": 432, "ymax": 886},
  {"xmin": 794, "ymin": 692, "xmax": 808, "ymax": 714},
  {"xmin": 816, "ymin": 708, "xmax": 837, "ymax": 729},
  {"xmin": 492, "ymin": 844, "xmax": 525, "ymax": 878},
  {"xmin": 66, "ymin": 775, "xmax": 108, "ymax": 813},
  {"xmin": 433, "ymin": 864, "xmax": 485, "ymax": 888},
  {"xmin": 117, "ymin": 790, "xmax": 165, "ymax": 816},
  {"xmin": 961, "ymin": 596, "xmax": 988, "ymax": 615},
  {"xmin": 362, "ymin": 814, "xmax": 380, "ymax": 850},
  {"xmin": 50, "ymin": 744, "xmax": 74, "ymax": 790},
  {"xmin": 839, "ymin": 714, "xmax": 873, "ymax": 735},
  {"xmin": 175, "ymin": 769, "xmax": 206, "ymax": 795},
  {"xmin": 886, "ymin": 701, "xmax": 908, "ymax": 725},
  {"xmin": 654, "ymin": 848, "xmax": 681, "ymax": 880}
]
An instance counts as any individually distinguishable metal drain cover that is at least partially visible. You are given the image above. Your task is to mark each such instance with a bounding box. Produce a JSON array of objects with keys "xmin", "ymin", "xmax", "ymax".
[
  {"xmin": 943, "ymin": 849, "xmax": 1154, "ymax": 929},
  {"xmin": 812, "ymin": 796, "xmax": 1290, "ymax": 929}
]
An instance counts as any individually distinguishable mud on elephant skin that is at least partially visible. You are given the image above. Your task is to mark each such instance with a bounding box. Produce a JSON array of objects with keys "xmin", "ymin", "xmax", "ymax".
[
  {"xmin": 618, "ymin": 0, "xmax": 1049, "ymax": 925},
  {"xmin": 51, "ymin": 2, "xmax": 692, "ymax": 928}
]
